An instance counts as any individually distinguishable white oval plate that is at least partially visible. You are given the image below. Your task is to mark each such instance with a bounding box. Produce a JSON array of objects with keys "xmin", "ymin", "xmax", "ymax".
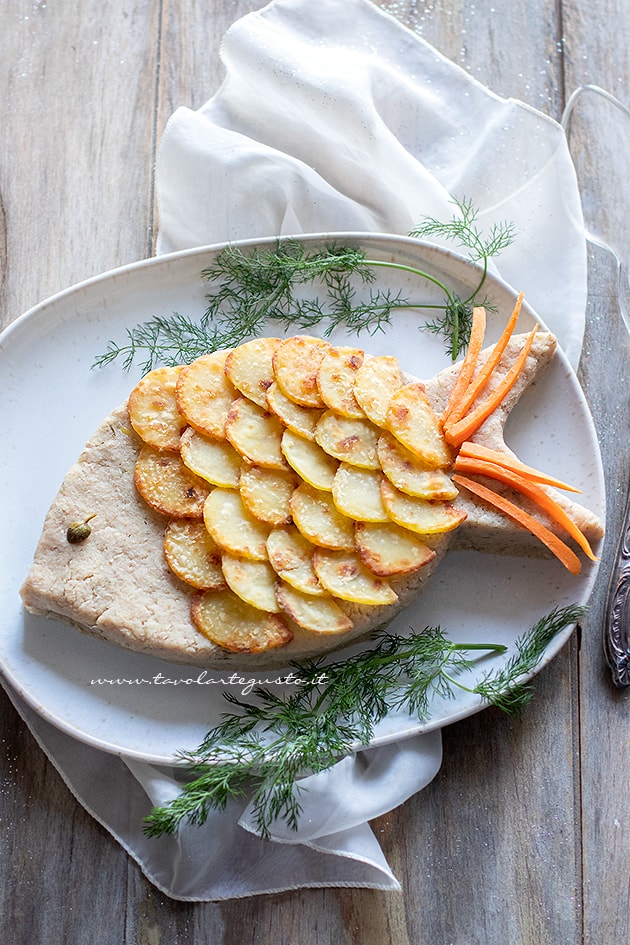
[{"xmin": 0, "ymin": 234, "xmax": 605, "ymax": 763}]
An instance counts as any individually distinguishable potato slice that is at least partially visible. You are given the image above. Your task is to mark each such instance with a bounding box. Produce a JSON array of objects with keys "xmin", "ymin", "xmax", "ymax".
[
  {"xmin": 180, "ymin": 427, "xmax": 241, "ymax": 488},
  {"xmin": 134, "ymin": 446, "xmax": 210, "ymax": 518},
  {"xmin": 266, "ymin": 381, "xmax": 324, "ymax": 440},
  {"xmin": 203, "ymin": 488, "xmax": 270, "ymax": 560},
  {"xmin": 289, "ymin": 483, "xmax": 355, "ymax": 551},
  {"xmin": 355, "ymin": 521, "xmax": 436, "ymax": 576},
  {"xmin": 377, "ymin": 432, "xmax": 459, "ymax": 500},
  {"xmin": 275, "ymin": 583, "xmax": 353, "ymax": 635},
  {"xmin": 272, "ymin": 335, "xmax": 331, "ymax": 407},
  {"xmin": 128, "ymin": 365, "xmax": 187, "ymax": 450},
  {"xmin": 224, "ymin": 337, "xmax": 281, "ymax": 408},
  {"xmin": 266, "ymin": 526, "xmax": 326, "ymax": 596},
  {"xmin": 386, "ymin": 382, "xmax": 452, "ymax": 468},
  {"xmin": 316, "ymin": 346, "xmax": 365, "ymax": 417},
  {"xmin": 220, "ymin": 554, "xmax": 281, "ymax": 612},
  {"xmin": 239, "ymin": 465, "xmax": 297, "ymax": 526},
  {"xmin": 314, "ymin": 411, "xmax": 380, "ymax": 469},
  {"xmin": 225, "ymin": 397, "xmax": 288, "ymax": 470},
  {"xmin": 192, "ymin": 589, "xmax": 293, "ymax": 652},
  {"xmin": 176, "ymin": 350, "xmax": 235, "ymax": 439},
  {"xmin": 353, "ymin": 355, "xmax": 403, "ymax": 426},
  {"xmin": 380, "ymin": 480, "xmax": 467, "ymax": 535},
  {"xmin": 312, "ymin": 549, "xmax": 398, "ymax": 605},
  {"xmin": 163, "ymin": 521, "xmax": 226, "ymax": 589},
  {"xmin": 331, "ymin": 464, "xmax": 389, "ymax": 522},
  {"xmin": 281, "ymin": 429, "xmax": 339, "ymax": 490}
]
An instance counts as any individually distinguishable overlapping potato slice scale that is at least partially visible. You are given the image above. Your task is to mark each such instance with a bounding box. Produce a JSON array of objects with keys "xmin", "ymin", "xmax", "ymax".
[
  {"xmin": 266, "ymin": 525, "xmax": 326, "ymax": 597},
  {"xmin": 239, "ymin": 465, "xmax": 298, "ymax": 526},
  {"xmin": 377, "ymin": 432, "xmax": 459, "ymax": 500},
  {"xmin": 128, "ymin": 365, "xmax": 187, "ymax": 450},
  {"xmin": 266, "ymin": 381, "xmax": 324, "ymax": 440},
  {"xmin": 312, "ymin": 549, "xmax": 398, "ymax": 605},
  {"xmin": 275, "ymin": 583, "xmax": 353, "ymax": 634},
  {"xmin": 225, "ymin": 397, "xmax": 288, "ymax": 470},
  {"xmin": 131, "ymin": 334, "xmax": 465, "ymax": 653},
  {"xmin": 192, "ymin": 589, "xmax": 293, "ymax": 652},
  {"xmin": 281, "ymin": 429, "xmax": 339, "ymax": 490},
  {"xmin": 314, "ymin": 411, "xmax": 380, "ymax": 468},
  {"xmin": 317, "ymin": 346, "xmax": 365, "ymax": 417},
  {"xmin": 163, "ymin": 521, "xmax": 226, "ymax": 589},
  {"xmin": 220, "ymin": 554, "xmax": 281, "ymax": 612},
  {"xmin": 134, "ymin": 445, "xmax": 211, "ymax": 518},
  {"xmin": 203, "ymin": 488, "xmax": 270, "ymax": 560},
  {"xmin": 355, "ymin": 521, "xmax": 436, "ymax": 577},
  {"xmin": 386, "ymin": 382, "xmax": 453, "ymax": 469},
  {"xmin": 381, "ymin": 480, "xmax": 466, "ymax": 535},
  {"xmin": 290, "ymin": 482, "xmax": 356, "ymax": 551},
  {"xmin": 272, "ymin": 335, "xmax": 331, "ymax": 407},
  {"xmin": 176, "ymin": 350, "xmax": 235, "ymax": 439},
  {"xmin": 224, "ymin": 337, "xmax": 281, "ymax": 408},
  {"xmin": 353, "ymin": 355, "xmax": 404, "ymax": 426},
  {"xmin": 180, "ymin": 427, "xmax": 241, "ymax": 488},
  {"xmin": 331, "ymin": 464, "xmax": 389, "ymax": 522}
]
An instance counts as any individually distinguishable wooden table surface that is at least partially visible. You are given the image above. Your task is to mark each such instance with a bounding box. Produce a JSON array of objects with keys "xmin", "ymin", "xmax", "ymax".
[{"xmin": 1, "ymin": 1, "xmax": 628, "ymax": 942}]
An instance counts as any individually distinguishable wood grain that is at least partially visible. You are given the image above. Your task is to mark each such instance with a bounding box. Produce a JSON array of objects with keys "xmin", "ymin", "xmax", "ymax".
[{"xmin": 0, "ymin": 1, "xmax": 628, "ymax": 942}]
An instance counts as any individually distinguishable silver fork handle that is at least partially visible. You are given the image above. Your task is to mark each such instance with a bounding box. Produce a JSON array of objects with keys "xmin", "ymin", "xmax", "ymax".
[{"xmin": 604, "ymin": 486, "xmax": 630, "ymax": 687}]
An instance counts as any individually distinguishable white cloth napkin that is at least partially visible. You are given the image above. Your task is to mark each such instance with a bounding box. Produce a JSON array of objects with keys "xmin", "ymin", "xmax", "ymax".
[{"xmin": 6, "ymin": 0, "xmax": 587, "ymax": 901}]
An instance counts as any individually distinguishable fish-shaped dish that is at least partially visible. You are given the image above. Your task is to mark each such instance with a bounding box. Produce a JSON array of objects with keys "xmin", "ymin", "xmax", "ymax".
[{"xmin": 0, "ymin": 234, "xmax": 605, "ymax": 762}]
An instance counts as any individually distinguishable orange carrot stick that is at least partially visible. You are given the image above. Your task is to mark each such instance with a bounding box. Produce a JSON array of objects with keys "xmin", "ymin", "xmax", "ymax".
[
  {"xmin": 445, "ymin": 291, "xmax": 524, "ymax": 427},
  {"xmin": 457, "ymin": 441, "xmax": 582, "ymax": 493},
  {"xmin": 453, "ymin": 456, "xmax": 597, "ymax": 561},
  {"xmin": 452, "ymin": 474, "xmax": 582, "ymax": 574},
  {"xmin": 441, "ymin": 306, "xmax": 486, "ymax": 426},
  {"xmin": 444, "ymin": 324, "xmax": 538, "ymax": 447}
]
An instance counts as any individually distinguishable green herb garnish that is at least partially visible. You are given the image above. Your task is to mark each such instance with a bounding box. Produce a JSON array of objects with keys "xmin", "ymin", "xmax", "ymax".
[
  {"xmin": 94, "ymin": 197, "xmax": 515, "ymax": 373},
  {"xmin": 143, "ymin": 604, "xmax": 582, "ymax": 840}
]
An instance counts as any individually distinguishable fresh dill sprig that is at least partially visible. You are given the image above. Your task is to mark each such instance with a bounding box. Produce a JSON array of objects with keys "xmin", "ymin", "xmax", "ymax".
[
  {"xmin": 93, "ymin": 198, "xmax": 516, "ymax": 373},
  {"xmin": 143, "ymin": 604, "xmax": 583, "ymax": 840},
  {"xmin": 410, "ymin": 196, "xmax": 516, "ymax": 359}
]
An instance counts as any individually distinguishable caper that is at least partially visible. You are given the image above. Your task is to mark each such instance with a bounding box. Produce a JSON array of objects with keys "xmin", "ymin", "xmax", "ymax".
[{"xmin": 66, "ymin": 514, "xmax": 96, "ymax": 543}]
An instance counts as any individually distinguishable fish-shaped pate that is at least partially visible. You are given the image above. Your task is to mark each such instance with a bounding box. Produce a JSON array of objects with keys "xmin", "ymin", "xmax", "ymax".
[{"xmin": 20, "ymin": 323, "xmax": 604, "ymax": 668}]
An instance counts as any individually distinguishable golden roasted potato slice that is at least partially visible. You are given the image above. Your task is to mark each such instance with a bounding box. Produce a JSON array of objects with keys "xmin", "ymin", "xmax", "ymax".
[
  {"xmin": 314, "ymin": 411, "xmax": 380, "ymax": 469},
  {"xmin": 377, "ymin": 432, "xmax": 459, "ymax": 500},
  {"xmin": 272, "ymin": 335, "xmax": 331, "ymax": 407},
  {"xmin": 134, "ymin": 446, "xmax": 210, "ymax": 518},
  {"xmin": 220, "ymin": 554, "xmax": 281, "ymax": 612},
  {"xmin": 128, "ymin": 365, "xmax": 187, "ymax": 450},
  {"xmin": 386, "ymin": 382, "xmax": 452, "ymax": 468},
  {"xmin": 266, "ymin": 525, "xmax": 326, "ymax": 596},
  {"xmin": 313, "ymin": 548, "xmax": 398, "ymax": 605},
  {"xmin": 316, "ymin": 346, "xmax": 365, "ymax": 418},
  {"xmin": 289, "ymin": 483, "xmax": 355, "ymax": 551},
  {"xmin": 281, "ymin": 429, "xmax": 339, "ymax": 491},
  {"xmin": 353, "ymin": 355, "xmax": 403, "ymax": 426},
  {"xmin": 225, "ymin": 398, "xmax": 288, "ymax": 470},
  {"xmin": 239, "ymin": 465, "xmax": 297, "ymax": 526},
  {"xmin": 275, "ymin": 583, "xmax": 353, "ymax": 635},
  {"xmin": 203, "ymin": 488, "xmax": 270, "ymax": 560},
  {"xmin": 266, "ymin": 381, "xmax": 324, "ymax": 440},
  {"xmin": 355, "ymin": 521, "xmax": 436, "ymax": 576},
  {"xmin": 192, "ymin": 589, "xmax": 293, "ymax": 652},
  {"xmin": 163, "ymin": 521, "xmax": 226, "ymax": 589},
  {"xmin": 224, "ymin": 337, "xmax": 281, "ymax": 408},
  {"xmin": 331, "ymin": 464, "xmax": 389, "ymax": 522},
  {"xmin": 180, "ymin": 427, "xmax": 241, "ymax": 488},
  {"xmin": 380, "ymin": 480, "xmax": 467, "ymax": 535},
  {"xmin": 176, "ymin": 350, "xmax": 235, "ymax": 439}
]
